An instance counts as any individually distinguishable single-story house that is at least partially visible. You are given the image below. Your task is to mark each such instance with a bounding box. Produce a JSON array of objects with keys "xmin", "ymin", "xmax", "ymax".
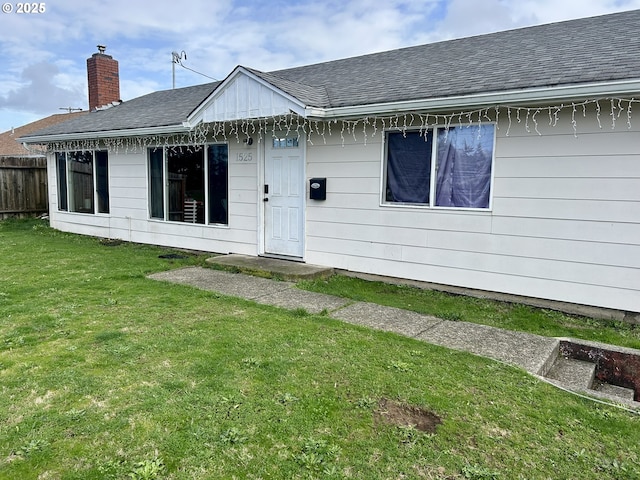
[{"xmin": 20, "ymin": 10, "xmax": 640, "ymax": 314}]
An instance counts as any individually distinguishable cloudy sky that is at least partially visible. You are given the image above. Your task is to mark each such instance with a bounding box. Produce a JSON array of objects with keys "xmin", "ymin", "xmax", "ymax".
[{"xmin": 1, "ymin": 0, "xmax": 639, "ymax": 133}]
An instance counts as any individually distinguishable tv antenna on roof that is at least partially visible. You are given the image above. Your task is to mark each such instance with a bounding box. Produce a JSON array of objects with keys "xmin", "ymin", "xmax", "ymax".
[
  {"xmin": 172, "ymin": 51, "xmax": 186, "ymax": 89},
  {"xmin": 59, "ymin": 107, "xmax": 83, "ymax": 113}
]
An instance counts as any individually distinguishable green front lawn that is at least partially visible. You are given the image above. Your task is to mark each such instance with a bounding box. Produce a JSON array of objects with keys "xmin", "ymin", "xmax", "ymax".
[{"xmin": 0, "ymin": 219, "xmax": 638, "ymax": 479}]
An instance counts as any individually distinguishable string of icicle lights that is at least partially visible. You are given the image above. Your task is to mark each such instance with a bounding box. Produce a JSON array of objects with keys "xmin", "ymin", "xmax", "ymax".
[{"xmin": 46, "ymin": 97, "xmax": 637, "ymax": 153}]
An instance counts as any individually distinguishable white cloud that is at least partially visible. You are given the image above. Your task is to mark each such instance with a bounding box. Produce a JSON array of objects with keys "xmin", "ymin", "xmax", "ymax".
[
  {"xmin": 508, "ymin": 0, "xmax": 640, "ymax": 22},
  {"xmin": 120, "ymin": 78, "xmax": 164, "ymax": 103},
  {"xmin": 0, "ymin": 62, "xmax": 85, "ymax": 113},
  {"xmin": 430, "ymin": 0, "xmax": 523, "ymax": 39},
  {"xmin": 0, "ymin": 0, "xmax": 638, "ymax": 132},
  {"xmin": 436, "ymin": 0, "xmax": 640, "ymax": 36}
]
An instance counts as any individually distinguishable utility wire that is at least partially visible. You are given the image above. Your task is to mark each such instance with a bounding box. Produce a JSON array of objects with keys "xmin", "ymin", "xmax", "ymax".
[
  {"xmin": 172, "ymin": 51, "xmax": 217, "ymax": 88},
  {"xmin": 176, "ymin": 61, "xmax": 218, "ymax": 82}
]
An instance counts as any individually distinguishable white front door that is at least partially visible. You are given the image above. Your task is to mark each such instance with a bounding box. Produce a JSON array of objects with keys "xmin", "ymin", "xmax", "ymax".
[{"xmin": 264, "ymin": 134, "xmax": 305, "ymax": 258}]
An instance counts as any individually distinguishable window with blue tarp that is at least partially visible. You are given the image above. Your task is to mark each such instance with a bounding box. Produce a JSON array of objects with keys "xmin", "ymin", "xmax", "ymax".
[
  {"xmin": 384, "ymin": 124, "xmax": 494, "ymax": 209},
  {"xmin": 385, "ymin": 131, "xmax": 432, "ymax": 204},
  {"xmin": 434, "ymin": 125, "xmax": 494, "ymax": 208}
]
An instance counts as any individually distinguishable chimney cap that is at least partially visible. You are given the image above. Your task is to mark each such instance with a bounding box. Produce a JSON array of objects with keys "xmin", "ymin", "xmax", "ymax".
[{"xmin": 97, "ymin": 45, "xmax": 106, "ymax": 54}]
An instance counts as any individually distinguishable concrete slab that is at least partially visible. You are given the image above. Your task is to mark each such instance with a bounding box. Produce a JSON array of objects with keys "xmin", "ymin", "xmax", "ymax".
[
  {"xmin": 332, "ymin": 302, "xmax": 443, "ymax": 337},
  {"xmin": 417, "ymin": 321, "xmax": 560, "ymax": 375},
  {"xmin": 253, "ymin": 288, "xmax": 351, "ymax": 314},
  {"xmin": 206, "ymin": 254, "xmax": 334, "ymax": 280},
  {"xmin": 149, "ymin": 267, "xmax": 292, "ymax": 300},
  {"xmin": 149, "ymin": 267, "xmax": 348, "ymax": 314}
]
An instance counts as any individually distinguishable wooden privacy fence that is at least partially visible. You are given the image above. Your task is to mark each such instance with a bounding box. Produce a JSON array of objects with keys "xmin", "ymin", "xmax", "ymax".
[{"xmin": 0, "ymin": 156, "xmax": 48, "ymax": 219}]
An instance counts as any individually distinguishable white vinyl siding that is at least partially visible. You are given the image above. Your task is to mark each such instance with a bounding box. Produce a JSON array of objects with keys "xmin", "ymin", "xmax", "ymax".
[
  {"xmin": 305, "ymin": 108, "xmax": 640, "ymax": 312},
  {"xmin": 45, "ymin": 103, "xmax": 640, "ymax": 313}
]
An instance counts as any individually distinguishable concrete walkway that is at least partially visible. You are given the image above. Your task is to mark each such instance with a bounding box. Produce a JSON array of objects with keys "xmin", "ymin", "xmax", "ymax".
[{"xmin": 148, "ymin": 266, "xmax": 639, "ymax": 409}]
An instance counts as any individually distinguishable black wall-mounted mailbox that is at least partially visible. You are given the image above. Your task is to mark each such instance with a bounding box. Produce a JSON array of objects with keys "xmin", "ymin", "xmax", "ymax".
[{"xmin": 309, "ymin": 178, "xmax": 327, "ymax": 200}]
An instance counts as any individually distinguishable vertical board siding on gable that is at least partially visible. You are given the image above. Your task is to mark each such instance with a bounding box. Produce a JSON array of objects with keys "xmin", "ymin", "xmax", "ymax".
[
  {"xmin": 203, "ymin": 73, "xmax": 301, "ymax": 122},
  {"xmin": 304, "ymin": 114, "xmax": 640, "ymax": 312}
]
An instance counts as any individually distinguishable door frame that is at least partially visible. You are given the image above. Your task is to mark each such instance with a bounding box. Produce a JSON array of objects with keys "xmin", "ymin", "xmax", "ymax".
[{"xmin": 259, "ymin": 132, "xmax": 306, "ymax": 259}]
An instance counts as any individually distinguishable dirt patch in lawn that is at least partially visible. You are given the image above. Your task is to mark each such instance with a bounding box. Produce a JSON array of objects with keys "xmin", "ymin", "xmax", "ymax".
[{"xmin": 374, "ymin": 398, "xmax": 441, "ymax": 433}]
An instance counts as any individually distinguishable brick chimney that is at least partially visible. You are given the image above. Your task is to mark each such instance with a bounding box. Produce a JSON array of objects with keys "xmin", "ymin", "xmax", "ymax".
[{"xmin": 87, "ymin": 45, "xmax": 121, "ymax": 111}]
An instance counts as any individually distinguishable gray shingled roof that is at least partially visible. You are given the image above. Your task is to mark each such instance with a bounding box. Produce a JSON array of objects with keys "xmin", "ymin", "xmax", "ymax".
[
  {"xmin": 267, "ymin": 9, "xmax": 640, "ymax": 108},
  {"xmin": 23, "ymin": 9, "xmax": 640, "ymax": 139},
  {"xmin": 27, "ymin": 82, "xmax": 218, "ymax": 137},
  {"xmin": 244, "ymin": 67, "xmax": 330, "ymax": 107}
]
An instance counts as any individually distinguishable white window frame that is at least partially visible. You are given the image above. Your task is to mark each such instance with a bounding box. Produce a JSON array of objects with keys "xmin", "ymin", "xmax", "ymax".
[
  {"xmin": 147, "ymin": 143, "xmax": 229, "ymax": 226},
  {"xmin": 55, "ymin": 150, "xmax": 110, "ymax": 215},
  {"xmin": 381, "ymin": 124, "xmax": 496, "ymax": 211}
]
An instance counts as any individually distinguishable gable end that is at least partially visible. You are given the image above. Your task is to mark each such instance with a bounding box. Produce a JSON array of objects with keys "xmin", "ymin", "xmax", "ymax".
[{"xmin": 191, "ymin": 68, "xmax": 307, "ymax": 124}]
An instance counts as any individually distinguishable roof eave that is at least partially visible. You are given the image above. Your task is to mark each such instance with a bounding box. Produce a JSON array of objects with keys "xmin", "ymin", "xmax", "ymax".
[
  {"xmin": 18, "ymin": 79, "xmax": 640, "ymax": 143},
  {"xmin": 305, "ymin": 79, "xmax": 640, "ymax": 119},
  {"xmin": 19, "ymin": 124, "xmax": 191, "ymax": 144}
]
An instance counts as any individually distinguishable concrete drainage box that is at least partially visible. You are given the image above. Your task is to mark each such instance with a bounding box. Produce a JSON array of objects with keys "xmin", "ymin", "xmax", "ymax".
[{"xmin": 559, "ymin": 340, "xmax": 640, "ymax": 401}]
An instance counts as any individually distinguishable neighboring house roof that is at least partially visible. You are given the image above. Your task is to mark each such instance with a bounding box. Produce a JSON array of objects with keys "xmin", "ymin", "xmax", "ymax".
[
  {"xmin": 0, "ymin": 111, "xmax": 86, "ymax": 155},
  {"xmin": 21, "ymin": 9, "xmax": 640, "ymax": 142},
  {"xmin": 22, "ymin": 82, "xmax": 219, "ymax": 138}
]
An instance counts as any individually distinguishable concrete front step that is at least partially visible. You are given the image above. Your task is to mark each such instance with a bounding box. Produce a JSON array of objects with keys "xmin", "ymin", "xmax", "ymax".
[
  {"xmin": 206, "ymin": 254, "xmax": 334, "ymax": 281},
  {"xmin": 546, "ymin": 356, "xmax": 596, "ymax": 391}
]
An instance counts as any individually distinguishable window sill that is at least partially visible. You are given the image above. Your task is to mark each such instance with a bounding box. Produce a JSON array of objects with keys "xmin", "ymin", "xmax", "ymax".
[
  {"xmin": 148, "ymin": 218, "xmax": 230, "ymax": 228},
  {"xmin": 379, "ymin": 202, "xmax": 492, "ymax": 213},
  {"xmin": 58, "ymin": 210, "xmax": 111, "ymax": 216}
]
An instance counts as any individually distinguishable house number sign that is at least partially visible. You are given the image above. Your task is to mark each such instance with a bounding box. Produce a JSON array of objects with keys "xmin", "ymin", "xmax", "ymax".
[{"xmin": 235, "ymin": 153, "xmax": 254, "ymax": 163}]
